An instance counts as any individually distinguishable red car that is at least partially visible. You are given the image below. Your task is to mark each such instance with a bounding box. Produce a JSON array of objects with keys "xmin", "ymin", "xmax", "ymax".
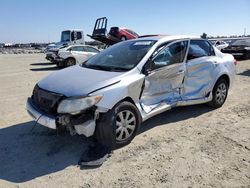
[{"xmin": 109, "ymin": 27, "xmax": 139, "ymax": 41}]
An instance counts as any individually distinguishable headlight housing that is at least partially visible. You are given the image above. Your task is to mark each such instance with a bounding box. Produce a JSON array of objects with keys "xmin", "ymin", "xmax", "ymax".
[
  {"xmin": 57, "ymin": 95, "xmax": 102, "ymax": 114},
  {"xmin": 244, "ymin": 47, "xmax": 250, "ymax": 50}
]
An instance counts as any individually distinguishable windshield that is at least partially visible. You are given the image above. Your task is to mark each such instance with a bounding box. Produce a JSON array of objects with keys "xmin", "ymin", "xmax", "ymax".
[
  {"xmin": 61, "ymin": 31, "xmax": 70, "ymax": 42},
  {"xmin": 231, "ymin": 39, "xmax": 250, "ymax": 46},
  {"xmin": 82, "ymin": 40, "xmax": 156, "ymax": 72}
]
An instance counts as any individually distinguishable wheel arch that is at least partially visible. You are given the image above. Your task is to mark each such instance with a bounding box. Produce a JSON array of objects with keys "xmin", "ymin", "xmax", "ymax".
[
  {"xmin": 216, "ymin": 74, "xmax": 230, "ymax": 88},
  {"xmin": 119, "ymin": 96, "xmax": 136, "ymax": 106},
  {"xmin": 66, "ymin": 56, "xmax": 76, "ymax": 61}
]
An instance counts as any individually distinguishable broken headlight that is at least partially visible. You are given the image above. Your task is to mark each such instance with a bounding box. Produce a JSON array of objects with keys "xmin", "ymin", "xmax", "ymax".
[{"xmin": 57, "ymin": 95, "xmax": 102, "ymax": 114}]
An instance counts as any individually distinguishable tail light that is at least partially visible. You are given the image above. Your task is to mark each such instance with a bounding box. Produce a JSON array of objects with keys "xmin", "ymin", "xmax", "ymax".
[{"xmin": 233, "ymin": 59, "xmax": 237, "ymax": 65}]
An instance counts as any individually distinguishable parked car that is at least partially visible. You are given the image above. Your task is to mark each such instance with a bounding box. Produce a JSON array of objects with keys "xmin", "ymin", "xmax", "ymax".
[
  {"xmin": 214, "ymin": 40, "xmax": 229, "ymax": 51},
  {"xmin": 109, "ymin": 27, "xmax": 139, "ymax": 41},
  {"xmin": 54, "ymin": 45, "xmax": 100, "ymax": 67},
  {"xmin": 45, "ymin": 45, "xmax": 68, "ymax": 62},
  {"xmin": 221, "ymin": 39, "xmax": 250, "ymax": 59},
  {"xmin": 26, "ymin": 35, "xmax": 236, "ymax": 149}
]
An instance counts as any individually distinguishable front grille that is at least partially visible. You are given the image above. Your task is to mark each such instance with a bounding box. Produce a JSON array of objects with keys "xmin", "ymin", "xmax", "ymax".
[{"xmin": 32, "ymin": 85, "xmax": 65, "ymax": 115}]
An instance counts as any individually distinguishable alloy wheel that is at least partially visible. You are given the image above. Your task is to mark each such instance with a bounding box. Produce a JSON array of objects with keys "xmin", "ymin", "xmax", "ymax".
[
  {"xmin": 215, "ymin": 82, "xmax": 227, "ymax": 105},
  {"xmin": 116, "ymin": 110, "xmax": 136, "ymax": 141}
]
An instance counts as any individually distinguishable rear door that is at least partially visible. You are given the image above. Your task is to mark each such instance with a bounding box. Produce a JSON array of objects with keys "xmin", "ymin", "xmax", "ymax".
[
  {"xmin": 184, "ymin": 39, "xmax": 219, "ymax": 99},
  {"xmin": 141, "ymin": 40, "xmax": 188, "ymax": 106}
]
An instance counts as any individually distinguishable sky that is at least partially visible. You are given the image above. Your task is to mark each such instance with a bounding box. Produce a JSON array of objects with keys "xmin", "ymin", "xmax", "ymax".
[{"xmin": 0, "ymin": 0, "xmax": 249, "ymax": 43}]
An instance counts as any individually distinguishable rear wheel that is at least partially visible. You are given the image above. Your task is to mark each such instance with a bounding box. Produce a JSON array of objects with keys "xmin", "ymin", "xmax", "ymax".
[
  {"xmin": 208, "ymin": 78, "xmax": 228, "ymax": 108},
  {"xmin": 94, "ymin": 101, "xmax": 141, "ymax": 149},
  {"xmin": 66, "ymin": 58, "xmax": 76, "ymax": 67},
  {"xmin": 57, "ymin": 61, "xmax": 64, "ymax": 68}
]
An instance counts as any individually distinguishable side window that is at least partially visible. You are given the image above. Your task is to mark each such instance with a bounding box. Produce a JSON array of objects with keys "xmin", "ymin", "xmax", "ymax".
[
  {"xmin": 187, "ymin": 40, "xmax": 215, "ymax": 60},
  {"xmin": 71, "ymin": 32, "xmax": 74, "ymax": 41},
  {"xmin": 70, "ymin": 46, "xmax": 84, "ymax": 52},
  {"xmin": 77, "ymin": 32, "xmax": 82, "ymax": 40},
  {"xmin": 70, "ymin": 46, "xmax": 77, "ymax": 51},
  {"xmin": 152, "ymin": 41, "xmax": 188, "ymax": 70},
  {"xmin": 84, "ymin": 46, "xmax": 99, "ymax": 53}
]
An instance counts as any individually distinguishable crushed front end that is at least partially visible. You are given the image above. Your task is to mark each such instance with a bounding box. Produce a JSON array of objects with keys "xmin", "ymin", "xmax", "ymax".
[{"xmin": 26, "ymin": 85, "xmax": 97, "ymax": 137}]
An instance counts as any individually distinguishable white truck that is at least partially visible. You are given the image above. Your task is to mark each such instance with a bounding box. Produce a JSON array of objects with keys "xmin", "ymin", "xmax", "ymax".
[{"xmin": 45, "ymin": 30, "xmax": 85, "ymax": 62}]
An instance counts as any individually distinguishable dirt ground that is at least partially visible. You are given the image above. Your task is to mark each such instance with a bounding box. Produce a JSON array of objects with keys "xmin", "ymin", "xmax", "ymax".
[{"xmin": 0, "ymin": 54, "xmax": 249, "ymax": 188}]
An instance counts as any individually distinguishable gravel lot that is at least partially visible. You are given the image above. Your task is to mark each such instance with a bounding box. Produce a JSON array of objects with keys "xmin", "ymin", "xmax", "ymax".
[{"xmin": 0, "ymin": 54, "xmax": 249, "ymax": 188}]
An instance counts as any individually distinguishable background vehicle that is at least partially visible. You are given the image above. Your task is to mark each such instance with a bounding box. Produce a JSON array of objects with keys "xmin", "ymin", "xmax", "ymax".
[
  {"xmin": 109, "ymin": 27, "xmax": 139, "ymax": 41},
  {"xmin": 45, "ymin": 30, "xmax": 85, "ymax": 62},
  {"xmin": 88, "ymin": 17, "xmax": 139, "ymax": 46},
  {"xmin": 45, "ymin": 46, "xmax": 65, "ymax": 62},
  {"xmin": 214, "ymin": 40, "xmax": 229, "ymax": 51},
  {"xmin": 26, "ymin": 35, "xmax": 236, "ymax": 149},
  {"xmin": 221, "ymin": 39, "xmax": 250, "ymax": 59},
  {"xmin": 55, "ymin": 45, "xmax": 100, "ymax": 67}
]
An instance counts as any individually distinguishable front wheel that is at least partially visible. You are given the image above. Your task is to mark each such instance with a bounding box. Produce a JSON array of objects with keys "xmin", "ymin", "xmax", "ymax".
[
  {"xmin": 208, "ymin": 78, "xmax": 228, "ymax": 108},
  {"xmin": 66, "ymin": 58, "xmax": 76, "ymax": 67},
  {"xmin": 94, "ymin": 101, "xmax": 141, "ymax": 149}
]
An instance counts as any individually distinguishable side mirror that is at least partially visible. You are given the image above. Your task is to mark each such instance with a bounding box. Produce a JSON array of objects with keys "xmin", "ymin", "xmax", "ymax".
[{"xmin": 142, "ymin": 59, "xmax": 154, "ymax": 76}]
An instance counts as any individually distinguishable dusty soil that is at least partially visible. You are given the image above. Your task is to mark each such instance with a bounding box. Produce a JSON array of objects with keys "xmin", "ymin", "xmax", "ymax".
[{"xmin": 0, "ymin": 54, "xmax": 249, "ymax": 188}]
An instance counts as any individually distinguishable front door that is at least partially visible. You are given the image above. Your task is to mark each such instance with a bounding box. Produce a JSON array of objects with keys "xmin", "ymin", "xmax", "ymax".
[
  {"xmin": 71, "ymin": 46, "xmax": 88, "ymax": 63},
  {"xmin": 141, "ymin": 40, "xmax": 188, "ymax": 107}
]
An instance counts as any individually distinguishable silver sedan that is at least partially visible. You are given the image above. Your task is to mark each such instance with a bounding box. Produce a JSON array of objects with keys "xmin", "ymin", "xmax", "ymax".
[{"xmin": 26, "ymin": 35, "xmax": 236, "ymax": 148}]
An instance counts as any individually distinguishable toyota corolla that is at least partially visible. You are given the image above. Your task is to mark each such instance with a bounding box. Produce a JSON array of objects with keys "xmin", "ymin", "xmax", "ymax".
[{"xmin": 26, "ymin": 35, "xmax": 236, "ymax": 148}]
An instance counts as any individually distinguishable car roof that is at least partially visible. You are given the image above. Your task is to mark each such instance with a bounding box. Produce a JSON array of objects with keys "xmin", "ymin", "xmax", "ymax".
[
  {"xmin": 67, "ymin": 44, "xmax": 95, "ymax": 48},
  {"xmin": 135, "ymin": 35, "xmax": 200, "ymax": 42}
]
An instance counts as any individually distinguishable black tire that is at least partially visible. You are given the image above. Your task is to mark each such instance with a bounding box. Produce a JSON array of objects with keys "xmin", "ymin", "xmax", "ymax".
[
  {"xmin": 66, "ymin": 58, "xmax": 76, "ymax": 67},
  {"xmin": 120, "ymin": 35, "xmax": 127, "ymax": 41},
  {"xmin": 94, "ymin": 101, "xmax": 142, "ymax": 149},
  {"xmin": 208, "ymin": 78, "xmax": 228, "ymax": 108},
  {"xmin": 244, "ymin": 51, "xmax": 250, "ymax": 60},
  {"xmin": 57, "ymin": 61, "xmax": 65, "ymax": 68}
]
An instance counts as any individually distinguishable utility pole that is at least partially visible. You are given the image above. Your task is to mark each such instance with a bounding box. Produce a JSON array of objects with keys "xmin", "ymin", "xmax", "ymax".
[{"xmin": 244, "ymin": 28, "xmax": 246, "ymax": 36}]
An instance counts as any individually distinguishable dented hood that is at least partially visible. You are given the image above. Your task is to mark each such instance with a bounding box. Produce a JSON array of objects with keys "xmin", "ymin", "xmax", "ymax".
[{"xmin": 38, "ymin": 65, "xmax": 123, "ymax": 97}]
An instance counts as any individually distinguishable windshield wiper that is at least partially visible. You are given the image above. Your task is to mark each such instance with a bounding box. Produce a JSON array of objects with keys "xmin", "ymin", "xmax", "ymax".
[
  {"xmin": 82, "ymin": 64, "xmax": 130, "ymax": 72},
  {"xmin": 109, "ymin": 67, "xmax": 130, "ymax": 72},
  {"xmin": 83, "ymin": 64, "xmax": 112, "ymax": 71}
]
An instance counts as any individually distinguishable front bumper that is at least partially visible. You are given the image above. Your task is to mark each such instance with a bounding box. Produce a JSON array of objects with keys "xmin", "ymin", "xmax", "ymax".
[
  {"xmin": 54, "ymin": 57, "xmax": 65, "ymax": 62},
  {"xmin": 54, "ymin": 57, "xmax": 66, "ymax": 66},
  {"xmin": 26, "ymin": 98, "xmax": 56, "ymax": 129},
  {"xmin": 45, "ymin": 53, "xmax": 58, "ymax": 62},
  {"xmin": 26, "ymin": 98, "xmax": 96, "ymax": 137}
]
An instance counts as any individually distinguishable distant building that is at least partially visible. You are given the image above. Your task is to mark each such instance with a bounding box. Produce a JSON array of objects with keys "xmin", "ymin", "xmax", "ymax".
[
  {"xmin": 4, "ymin": 43, "xmax": 13, "ymax": 47},
  {"xmin": 0, "ymin": 43, "xmax": 4, "ymax": 48}
]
